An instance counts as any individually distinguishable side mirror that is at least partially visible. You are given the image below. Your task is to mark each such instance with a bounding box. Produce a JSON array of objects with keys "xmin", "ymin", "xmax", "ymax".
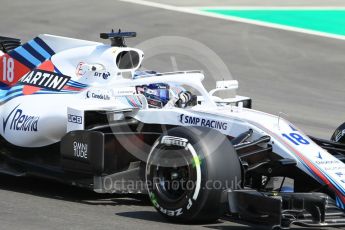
[{"xmin": 209, "ymin": 80, "xmax": 238, "ymax": 97}]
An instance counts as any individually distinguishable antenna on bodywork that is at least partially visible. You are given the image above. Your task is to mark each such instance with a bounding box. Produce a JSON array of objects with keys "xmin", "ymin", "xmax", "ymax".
[
  {"xmin": 278, "ymin": 112, "xmax": 289, "ymax": 130},
  {"xmin": 100, "ymin": 29, "xmax": 136, "ymax": 47}
]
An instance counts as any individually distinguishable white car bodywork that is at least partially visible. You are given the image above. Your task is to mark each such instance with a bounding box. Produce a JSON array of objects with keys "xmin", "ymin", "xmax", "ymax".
[{"xmin": 1, "ymin": 34, "xmax": 345, "ymax": 208}]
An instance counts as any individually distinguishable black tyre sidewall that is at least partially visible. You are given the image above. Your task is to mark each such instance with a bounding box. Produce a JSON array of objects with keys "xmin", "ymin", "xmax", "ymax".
[{"xmin": 146, "ymin": 127, "xmax": 242, "ymax": 223}]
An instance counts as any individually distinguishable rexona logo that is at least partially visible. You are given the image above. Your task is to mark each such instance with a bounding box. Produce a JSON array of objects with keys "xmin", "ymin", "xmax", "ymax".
[
  {"xmin": 19, "ymin": 70, "xmax": 71, "ymax": 91},
  {"xmin": 73, "ymin": 141, "xmax": 88, "ymax": 159},
  {"xmin": 3, "ymin": 105, "xmax": 39, "ymax": 133},
  {"xmin": 179, "ymin": 114, "xmax": 228, "ymax": 131}
]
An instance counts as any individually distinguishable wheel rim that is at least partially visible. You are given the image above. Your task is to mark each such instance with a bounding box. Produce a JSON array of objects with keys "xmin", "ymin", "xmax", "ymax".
[{"xmin": 151, "ymin": 147, "xmax": 195, "ymax": 203}]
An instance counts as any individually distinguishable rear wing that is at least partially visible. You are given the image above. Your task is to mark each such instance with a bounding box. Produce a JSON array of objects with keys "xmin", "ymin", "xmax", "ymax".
[
  {"xmin": 0, "ymin": 34, "xmax": 100, "ymax": 89},
  {"xmin": 0, "ymin": 36, "xmax": 21, "ymax": 53},
  {"xmin": 0, "ymin": 36, "xmax": 54, "ymax": 89}
]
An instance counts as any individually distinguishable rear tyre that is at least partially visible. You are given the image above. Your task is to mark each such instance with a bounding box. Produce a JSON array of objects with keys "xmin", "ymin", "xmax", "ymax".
[
  {"xmin": 331, "ymin": 122, "xmax": 345, "ymax": 143},
  {"xmin": 145, "ymin": 126, "xmax": 242, "ymax": 223}
]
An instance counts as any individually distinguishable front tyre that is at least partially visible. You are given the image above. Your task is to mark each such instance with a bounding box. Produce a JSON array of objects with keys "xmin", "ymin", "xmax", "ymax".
[{"xmin": 145, "ymin": 127, "xmax": 242, "ymax": 223}]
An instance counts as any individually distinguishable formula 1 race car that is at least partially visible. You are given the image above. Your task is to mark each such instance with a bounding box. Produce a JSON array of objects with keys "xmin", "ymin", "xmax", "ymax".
[{"xmin": 0, "ymin": 31, "xmax": 345, "ymax": 229}]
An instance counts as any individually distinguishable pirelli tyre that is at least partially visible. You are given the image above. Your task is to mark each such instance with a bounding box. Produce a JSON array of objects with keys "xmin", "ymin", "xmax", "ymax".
[
  {"xmin": 145, "ymin": 126, "xmax": 242, "ymax": 223},
  {"xmin": 331, "ymin": 122, "xmax": 345, "ymax": 143}
]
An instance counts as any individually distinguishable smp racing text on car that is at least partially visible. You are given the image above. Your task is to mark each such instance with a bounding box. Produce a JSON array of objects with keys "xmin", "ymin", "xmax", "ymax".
[{"xmin": 180, "ymin": 114, "xmax": 228, "ymax": 131}]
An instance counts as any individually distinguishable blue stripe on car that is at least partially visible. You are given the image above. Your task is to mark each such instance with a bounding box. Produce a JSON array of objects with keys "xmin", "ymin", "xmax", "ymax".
[
  {"xmin": 0, "ymin": 82, "xmax": 10, "ymax": 90},
  {"xmin": 9, "ymin": 50, "xmax": 36, "ymax": 69},
  {"xmin": 23, "ymin": 43, "xmax": 46, "ymax": 62},
  {"xmin": 34, "ymin": 37, "xmax": 55, "ymax": 56},
  {"xmin": 28, "ymin": 40, "xmax": 52, "ymax": 60},
  {"xmin": 68, "ymin": 80, "xmax": 88, "ymax": 88},
  {"xmin": 5, "ymin": 88, "xmax": 23, "ymax": 97},
  {"xmin": 0, "ymin": 91, "xmax": 23, "ymax": 102},
  {"xmin": 15, "ymin": 46, "xmax": 41, "ymax": 67}
]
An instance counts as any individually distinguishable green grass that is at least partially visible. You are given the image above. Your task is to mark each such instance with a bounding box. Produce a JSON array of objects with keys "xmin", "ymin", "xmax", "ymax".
[{"xmin": 203, "ymin": 9, "xmax": 345, "ymax": 36}]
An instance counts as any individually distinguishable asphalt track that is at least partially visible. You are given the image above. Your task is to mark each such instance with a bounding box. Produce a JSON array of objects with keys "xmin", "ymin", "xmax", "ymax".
[{"xmin": 0, "ymin": 0, "xmax": 345, "ymax": 229}]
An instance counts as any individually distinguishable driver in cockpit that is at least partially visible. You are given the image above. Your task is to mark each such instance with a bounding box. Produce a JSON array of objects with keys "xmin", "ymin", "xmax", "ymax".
[{"xmin": 134, "ymin": 70, "xmax": 197, "ymax": 109}]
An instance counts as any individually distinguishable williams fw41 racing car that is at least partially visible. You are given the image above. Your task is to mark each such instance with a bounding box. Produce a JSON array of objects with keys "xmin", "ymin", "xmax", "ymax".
[{"xmin": 0, "ymin": 32, "xmax": 345, "ymax": 229}]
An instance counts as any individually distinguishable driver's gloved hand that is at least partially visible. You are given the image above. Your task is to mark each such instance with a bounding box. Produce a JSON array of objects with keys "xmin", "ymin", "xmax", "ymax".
[{"xmin": 176, "ymin": 91, "xmax": 197, "ymax": 108}]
